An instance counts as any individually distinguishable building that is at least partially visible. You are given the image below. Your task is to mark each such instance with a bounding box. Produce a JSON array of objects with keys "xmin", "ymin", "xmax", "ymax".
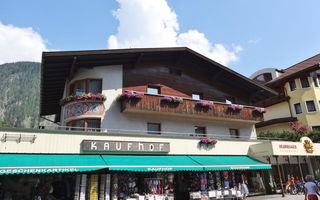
[
  {"xmin": 0, "ymin": 48, "xmax": 319, "ymax": 200},
  {"xmin": 250, "ymin": 54, "xmax": 320, "ymax": 133}
]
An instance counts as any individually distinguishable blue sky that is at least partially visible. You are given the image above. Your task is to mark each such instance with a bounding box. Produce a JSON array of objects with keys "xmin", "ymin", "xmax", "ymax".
[{"xmin": 0, "ymin": 0, "xmax": 319, "ymax": 77}]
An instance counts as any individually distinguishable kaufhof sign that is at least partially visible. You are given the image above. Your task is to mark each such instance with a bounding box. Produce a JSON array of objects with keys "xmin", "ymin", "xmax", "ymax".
[{"xmin": 82, "ymin": 140, "xmax": 170, "ymax": 153}]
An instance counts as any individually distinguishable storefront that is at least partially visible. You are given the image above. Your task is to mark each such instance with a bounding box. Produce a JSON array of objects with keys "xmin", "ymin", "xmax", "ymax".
[
  {"xmin": 0, "ymin": 129, "xmax": 275, "ymax": 200},
  {"xmin": 249, "ymin": 137, "xmax": 320, "ymax": 195}
]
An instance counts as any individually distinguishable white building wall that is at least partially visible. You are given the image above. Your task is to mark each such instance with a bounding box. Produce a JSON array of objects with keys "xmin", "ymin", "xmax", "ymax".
[{"xmin": 62, "ymin": 65, "xmax": 257, "ymax": 139}]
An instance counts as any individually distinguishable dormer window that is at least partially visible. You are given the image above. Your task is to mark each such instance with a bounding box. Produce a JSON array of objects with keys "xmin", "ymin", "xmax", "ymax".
[
  {"xmin": 147, "ymin": 86, "xmax": 160, "ymax": 95},
  {"xmin": 70, "ymin": 79, "xmax": 102, "ymax": 95},
  {"xmin": 192, "ymin": 93, "xmax": 202, "ymax": 100}
]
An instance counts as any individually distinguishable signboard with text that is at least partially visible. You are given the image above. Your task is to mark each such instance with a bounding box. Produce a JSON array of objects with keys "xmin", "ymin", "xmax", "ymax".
[{"xmin": 82, "ymin": 140, "xmax": 170, "ymax": 153}]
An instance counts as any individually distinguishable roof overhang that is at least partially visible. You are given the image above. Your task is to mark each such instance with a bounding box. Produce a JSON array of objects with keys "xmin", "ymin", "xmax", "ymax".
[{"xmin": 40, "ymin": 47, "xmax": 278, "ymax": 116}]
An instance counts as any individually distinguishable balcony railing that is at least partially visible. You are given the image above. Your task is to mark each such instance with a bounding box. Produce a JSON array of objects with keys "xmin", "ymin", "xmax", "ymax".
[{"xmin": 121, "ymin": 94, "xmax": 263, "ymax": 122}]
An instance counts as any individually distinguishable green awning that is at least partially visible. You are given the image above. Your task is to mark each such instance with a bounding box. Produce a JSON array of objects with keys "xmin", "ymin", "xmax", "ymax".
[
  {"xmin": 101, "ymin": 155, "xmax": 203, "ymax": 172},
  {"xmin": 0, "ymin": 154, "xmax": 107, "ymax": 175},
  {"xmin": 189, "ymin": 156, "xmax": 271, "ymax": 171}
]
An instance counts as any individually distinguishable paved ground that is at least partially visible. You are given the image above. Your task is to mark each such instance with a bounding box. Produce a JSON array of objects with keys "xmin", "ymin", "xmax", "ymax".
[{"xmin": 247, "ymin": 194, "xmax": 305, "ymax": 199}]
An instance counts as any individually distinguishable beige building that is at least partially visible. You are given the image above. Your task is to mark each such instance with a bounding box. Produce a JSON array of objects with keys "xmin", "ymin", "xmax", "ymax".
[{"xmin": 251, "ymin": 54, "xmax": 320, "ymax": 133}]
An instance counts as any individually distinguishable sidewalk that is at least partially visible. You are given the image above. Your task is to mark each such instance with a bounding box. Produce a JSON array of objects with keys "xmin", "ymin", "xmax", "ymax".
[{"xmin": 247, "ymin": 194, "xmax": 304, "ymax": 199}]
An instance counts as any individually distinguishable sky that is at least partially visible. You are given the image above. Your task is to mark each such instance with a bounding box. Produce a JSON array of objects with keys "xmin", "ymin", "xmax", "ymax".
[{"xmin": 0, "ymin": 0, "xmax": 319, "ymax": 77}]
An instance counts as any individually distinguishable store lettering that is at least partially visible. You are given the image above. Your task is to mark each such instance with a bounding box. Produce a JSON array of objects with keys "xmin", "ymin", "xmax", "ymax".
[
  {"xmin": 82, "ymin": 140, "xmax": 170, "ymax": 153},
  {"xmin": 0, "ymin": 168, "xmax": 79, "ymax": 174},
  {"xmin": 279, "ymin": 144, "xmax": 297, "ymax": 149}
]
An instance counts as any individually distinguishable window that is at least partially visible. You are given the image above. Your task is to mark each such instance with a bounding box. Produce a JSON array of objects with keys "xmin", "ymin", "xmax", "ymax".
[
  {"xmin": 229, "ymin": 129, "xmax": 239, "ymax": 138},
  {"xmin": 70, "ymin": 79, "xmax": 102, "ymax": 95},
  {"xmin": 306, "ymin": 100, "xmax": 317, "ymax": 112},
  {"xmin": 147, "ymin": 123, "xmax": 161, "ymax": 134},
  {"xmin": 293, "ymin": 103, "xmax": 303, "ymax": 115},
  {"xmin": 300, "ymin": 77, "xmax": 310, "ymax": 88},
  {"xmin": 147, "ymin": 87, "xmax": 160, "ymax": 95},
  {"xmin": 289, "ymin": 80, "xmax": 297, "ymax": 91},
  {"xmin": 195, "ymin": 126, "xmax": 206, "ymax": 136},
  {"xmin": 312, "ymin": 126, "xmax": 320, "ymax": 133},
  {"xmin": 313, "ymin": 77, "xmax": 319, "ymax": 87},
  {"xmin": 192, "ymin": 93, "xmax": 202, "ymax": 100},
  {"xmin": 67, "ymin": 119, "xmax": 101, "ymax": 132},
  {"xmin": 253, "ymin": 73, "xmax": 272, "ymax": 84}
]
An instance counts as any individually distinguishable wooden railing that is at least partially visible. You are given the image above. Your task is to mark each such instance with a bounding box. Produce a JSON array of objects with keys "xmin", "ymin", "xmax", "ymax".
[{"xmin": 121, "ymin": 94, "xmax": 263, "ymax": 122}]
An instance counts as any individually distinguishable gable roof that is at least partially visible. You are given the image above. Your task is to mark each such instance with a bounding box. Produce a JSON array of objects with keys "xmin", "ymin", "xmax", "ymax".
[
  {"xmin": 40, "ymin": 47, "xmax": 277, "ymax": 116},
  {"xmin": 266, "ymin": 54, "xmax": 320, "ymax": 87}
]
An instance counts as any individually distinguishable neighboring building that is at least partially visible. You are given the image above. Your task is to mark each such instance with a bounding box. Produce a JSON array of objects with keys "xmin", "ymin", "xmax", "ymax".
[
  {"xmin": 252, "ymin": 54, "xmax": 320, "ymax": 133},
  {"xmin": 1, "ymin": 48, "xmax": 320, "ymax": 200}
]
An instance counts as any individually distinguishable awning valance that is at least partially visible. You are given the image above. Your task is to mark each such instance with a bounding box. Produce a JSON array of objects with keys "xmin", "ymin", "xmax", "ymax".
[
  {"xmin": 0, "ymin": 154, "xmax": 106, "ymax": 175},
  {"xmin": 101, "ymin": 155, "xmax": 203, "ymax": 172},
  {"xmin": 188, "ymin": 156, "xmax": 271, "ymax": 171}
]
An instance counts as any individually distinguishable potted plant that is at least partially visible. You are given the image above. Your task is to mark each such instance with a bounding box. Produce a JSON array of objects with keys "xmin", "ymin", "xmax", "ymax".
[
  {"xmin": 117, "ymin": 90, "xmax": 144, "ymax": 101},
  {"xmin": 199, "ymin": 138, "xmax": 218, "ymax": 145},
  {"xmin": 228, "ymin": 104, "xmax": 243, "ymax": 111},
  {"xmin": 196, "ymin": 100, "xmax": 214, "ymax": 109},
  {"xmin": 161, "ymin": 96, "xmax": 183, "ymax": 104},
  {"xmin": 253, "ymin": 107, "xmax": 268, "ymax": 114}
]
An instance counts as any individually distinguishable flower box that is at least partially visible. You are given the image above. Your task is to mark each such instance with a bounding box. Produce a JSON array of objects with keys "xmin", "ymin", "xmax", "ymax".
[
  {"xmin": 199, "ymin": 138, "xmax": 218, "ymax": 145},
  {"xmin": 161, "ymin": 96, "xmax": 183, "ymax": 104},
  {"xmin": 118, "ymin": 91, "xmax": 144, "ymax": 101},
  {"xmin": 253, "ymin": 107, "xmax": 268, "ymax": 114},
  {"xmin": 196, "ymin": 100, "xmax": 214, "ymax": 109},
  {"xmin": 60, "ymin": 93, "xmax": 106, "ymax": 106},
  {"xmin": 228, "ymin": 104, "xmax": 243, "ymax": 111}
]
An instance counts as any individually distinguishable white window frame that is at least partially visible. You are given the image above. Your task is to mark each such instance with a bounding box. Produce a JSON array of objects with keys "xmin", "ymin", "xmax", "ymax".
[
  {"xmin": 312, "ymin": 77, "xmax": 320, "ymax": 88},
  {"xmin": 288, "ymin": 80, "xmax": 297, "ymax": 92},
  {"xmin": 300, "ymin": 77, "xmax": 310, "ymax": 89},
  {"xmin": 304, "ymin": 100, "xmax": 317, "ymax": 113},
  {"xmin": 293, "ymin": 102, "xmax": 303, "ymax": 115}
]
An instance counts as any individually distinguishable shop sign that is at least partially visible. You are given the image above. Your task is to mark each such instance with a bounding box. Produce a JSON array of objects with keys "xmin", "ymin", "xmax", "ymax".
[
  {"xmin": 279, "ymin": 144, "xmax": 297, "ymax": 149},
  {"xmin": 82, "ymin": 140, "xmax": 170, "ymax": 153},
  {"xmin": 0, "ymin": 167, "xmax": 79, "ymax": 175}
]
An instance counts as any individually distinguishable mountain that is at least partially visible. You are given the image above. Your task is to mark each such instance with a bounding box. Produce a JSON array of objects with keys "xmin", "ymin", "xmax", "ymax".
[{"xmin": 0, "ymin": 62, "xmax": 41, "ymax": 128}]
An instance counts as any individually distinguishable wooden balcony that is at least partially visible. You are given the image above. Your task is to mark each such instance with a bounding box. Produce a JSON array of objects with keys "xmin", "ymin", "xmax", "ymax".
[{"xmin": 121, "ymin": 94, "xmax": 263, "ymax": 122}]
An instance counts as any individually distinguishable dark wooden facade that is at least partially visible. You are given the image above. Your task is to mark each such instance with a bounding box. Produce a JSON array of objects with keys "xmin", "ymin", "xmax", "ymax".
[
  {"xmin": 123, "ymin": 62, "xmax": 247, "ymax": 104},
  {"xmin": 121, "ymin": 94, "xmax": 263, "ymax": 122}
]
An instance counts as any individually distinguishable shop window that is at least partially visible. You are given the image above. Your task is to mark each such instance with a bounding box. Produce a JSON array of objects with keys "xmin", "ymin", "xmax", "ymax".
[
  {"xmin": 229, "ymin": 129, "xmax": 239, "ymax": 138},
  {"xmin": 289, "ymin": 80, "xmax": 297, "ymax": 91},
  {"xmin": 147, "ymin": 86, "xmax": 160, "ymax": 95},
  {"xmin": 306, "ymin": 100, "xmax": 317, "ymax": 112},
  {"xmin": 67, "ymin": 119, "xmax": 101, "ymax": 132},
  {"xmin": 147, "ymin": 123, "xmax": 161, "ymax": 134},
  {"xmin": 70, "ymin": 79, "xmax": 102, "ymax": 95},
  {"xmin": 293, "ymin": 103, "xmax": 303, "ymax": 115},
  {"xmin": 300, "ymin": 77, "xmax": 310, "ymax": 88},
  {"xmin": 192, "ymin": 93, "xmax": 202, "ymax": 100},
  {"xmin": 194, "ymin": 126, "xmax": 206, "ymax": 136}
]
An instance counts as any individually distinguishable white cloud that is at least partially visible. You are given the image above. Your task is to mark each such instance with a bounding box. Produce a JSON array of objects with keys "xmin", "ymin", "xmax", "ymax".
[
  {"xmin": 108, "ymin": 0, "xmax": 242, "ymax": 66},
  {"xmin": 0, "ymin": 21, "xmax": 47, "ymax": 64}
]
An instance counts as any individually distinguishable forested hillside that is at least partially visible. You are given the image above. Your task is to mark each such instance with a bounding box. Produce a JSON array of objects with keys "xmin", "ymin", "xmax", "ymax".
[{"xmin": 0, "ymin": 62, "xmax": 41, "ymax": 127}]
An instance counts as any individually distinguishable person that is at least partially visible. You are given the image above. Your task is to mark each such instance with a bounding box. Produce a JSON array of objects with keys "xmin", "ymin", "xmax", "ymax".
[
  {"xmin": 304, "ymin": 175, "xmax": 319, "ymax": 200},
  {"xmin": 290, "ymin": 177, "xmax": 296, "ymax": 194},
  {"xmin": 240, "ymin": 180, "xmax": 249, "ymax": 199}
]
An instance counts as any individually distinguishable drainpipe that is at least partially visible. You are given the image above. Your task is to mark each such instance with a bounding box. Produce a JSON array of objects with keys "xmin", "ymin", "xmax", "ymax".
[{"xmin": 283, "ymin": 87, "xmax": 293, "ymax": 118}]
